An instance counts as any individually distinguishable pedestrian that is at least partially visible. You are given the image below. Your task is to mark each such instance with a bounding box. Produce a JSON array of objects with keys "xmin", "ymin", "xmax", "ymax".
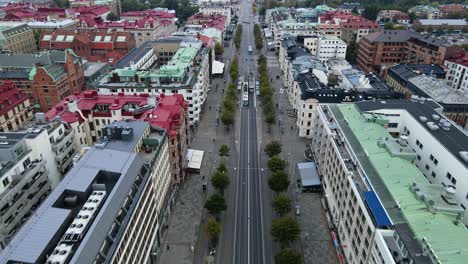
[{"xmin": 167, "ymin": 244, "xmax": 170, "ymax": 251}]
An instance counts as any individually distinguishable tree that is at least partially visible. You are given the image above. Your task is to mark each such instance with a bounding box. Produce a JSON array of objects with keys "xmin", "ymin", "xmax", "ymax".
[
  {"xmin": 53, "ymin": 0, "xmax": 70, "ymax": 8},
  {"xmin": 408, "ymin": 12, "xmax": 417, "ymax": 23},
  {"xmin": 264, "ymin": 141, "xmax": 282, "ymax": 157},
  {"xmin": 272, "ymin": 195, "xmax": 292, "ymax": 216},
  {"xmin": 275, "ymin": 248, "xmax": 303, "ymax": 264},
  {"xmin": 106, "ymin": 12, "xmax": 120, "ymax": 21},
  {"xmin": 462, "ymin": 28, "xmax": 468, "ymax": 34},
  {"xmin": 384, "ymin": 22, "xmax": 395, "ymax": 30},
  {"xmin": 215, "ymin": 42, "xmax": 224, "ymax": 57},
  {"xmin": 205, "ymin": 218, "xmax": 221, "ymax": 242},
  {"xmin": 268, "ymin": 156, "xmax": 287, "ymax": 172},
  {"xmin": 217, "ymin": 161, "xmax": 227, "ymax": 173},
  {"xmin": 461, "ymin": 43, "xmax": 468, "ymax": 52},
  {"xmin": 268, "ymin": 170, "xmax": 290, "ymax": 193},
  {"xmin": 427, "ymin": 26, "xmax": 434, "ymax": 33},
  {"xmin": 211, "ymin": 171, "xmax": 230, "ymax": 193},
  {"xmin": 345, "ymin": 38, "xmax": 357, "ymax": 62},
  {"xmin": 205, "ymin": 193, "xmax": 227, "ymax": 215},
  {"xmin": 221, "ymin": 110, "xmax": 234, "ymax": 126},
  {"xmin": 271, "ymin": 217, "xmax": 301, "ymax": 247},
  {"xmin": 219, "ymin": 144, "xmax": 230, "ymax": 157},
  {"xmin": 362, "ymin": 5, "xmax": 380, "ymax": 21}
]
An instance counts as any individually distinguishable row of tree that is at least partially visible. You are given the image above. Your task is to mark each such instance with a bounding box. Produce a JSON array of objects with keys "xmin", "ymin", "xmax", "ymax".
[
  {"xmin": 258, "ymin": 55, "xmax": 276, "ymax": 125},
  {"xmin": 221, "ymin": 83, "xmax": 237, "ymax": 127},
  {"xmin": 234, "ymin": 25, "xmax": 243, "ymax": 50},
  {"xmin": 254, "ymin": 24, "xmax": 263, "ymax": 50},
  {"xmin": 203, "ymin": 144, "xmax": 232, "ymax": 246},
  {"xmin": 121, "ymin": 0, "xmax": 198, "ymax": 23},
  {"xmin": 264, "ymin": 141, "xmax": 303, "ymax": 264},
  {"xmin": 229, "ymin": 56, "xmax": 239, "ymax": 81}
]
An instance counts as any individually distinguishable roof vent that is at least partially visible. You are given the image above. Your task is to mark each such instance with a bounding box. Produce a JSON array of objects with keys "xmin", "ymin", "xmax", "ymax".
[
  {"xmin": 431, "ymin": 114, "xmax": 440, "ymax": 121},
  {"xmin": 419, "ymin": 116, "xmax": 428, "ymax": 122},
  {"xmin": 459, "ymin": 151, "xmax": 468, "ymax": 162},
  {"xmin": 426, "ymin": 121, "xmax": 439, "ymax": 131}
]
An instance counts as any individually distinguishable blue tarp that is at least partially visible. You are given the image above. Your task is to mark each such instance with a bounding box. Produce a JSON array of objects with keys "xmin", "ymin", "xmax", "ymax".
[{"xmin": 363, "ymin": 191, "xmax": 392, "ymax": 227}]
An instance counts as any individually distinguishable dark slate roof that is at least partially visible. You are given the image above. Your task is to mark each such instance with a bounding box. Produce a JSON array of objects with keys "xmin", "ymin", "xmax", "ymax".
[
  {"xmin": 0, "ymin": 50, "xmax": 77, "ymax": 68},
  {"xmin": 0, "ymin": 71, "xmax": 29, "ymax": 79},
  {"xmin": 365, "ymin": 30, "xmax": 449, "ymax": 47},
  {"xmin": 297, "ymin": 72, "xmax": 401, "ymax": 102},
  {"xmin": 388, "ymin": 64, "xmax": 446, "ymax": 81},
  {"xmin": 355, "ymin": 100, "xmax": 468, "ymax": 167}
]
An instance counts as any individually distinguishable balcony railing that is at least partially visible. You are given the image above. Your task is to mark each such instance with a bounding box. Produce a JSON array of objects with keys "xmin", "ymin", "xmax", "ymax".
[{"xmin": 52, "ymin": 130, "xmax": 74, "ymax": 153}]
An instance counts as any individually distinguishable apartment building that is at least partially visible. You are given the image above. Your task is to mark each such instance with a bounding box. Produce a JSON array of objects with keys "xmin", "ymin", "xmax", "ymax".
[
  {"xmin": 439, "ymin": 4, "xmax": 466, "ymax": 18},
  {"xmin": 79, "ymin": 15, "xmax": 178, "ymax": 47},
  {"xmin": 113, "ymin": 40, "xmax": 156, "ymax": 70},
  {"xmin": 304, "ymin": 35, "xmax": 347, "ymax": 62},
  {"xmin": 0, "ymin": 121, "xmax": 77, "ymax": 250},
  {"xmin": 357, "ymin": 30, "xmax": 460, "ymax": 73},
  {"xmin": 341, "ymin": 18, "xmax": 380, "ymax": 43},
  {"xmin": 39, "ymin": 29, "xmax": 136, "ymax": 65},
  {"xmin": 385, "ymin": 63, "xmax": 446, "ymax": 95},
  {"xmin": 444, "ymin": 52, "xmax": 468, "ymax": 91},
  {"xmin": 376, "ymin": 10, "xmax": 410, "ymax": 24},
  {"xmin": 69, "ymin": 0, "xmax": 121, "ymax": 15},
  {"xmin": 0, "ymin": 23, "xmax": 36, "ymax": 54},
  {"xmin": 279, "ymin": 38, "xmax": 399, "ymax": 138},
  {"xmin": 0, "ymin": 50, "xmax": 85, "ymax": 112},
  {"xmin": 414, "ymin": 19, "xmax": 468, "ymax": 31},
  {"xmin": 408, "ymin": 5, "xmax": 441, "ymax": 19},
  {"xmin": 97, "ymin": 36, "xmax": 211, "ymax": 125},
  {"xmin": 45, "ymin": 91, "xmax": 191, "ymax": 186},
  {"xmin": 310, "ymin": 101, "xmax": 468, "ymax": 264},
  {"xmin": 0, "ymin": 120, "xmax": 174, "ymax": 263},
  {"xmin": 0, "ymin": 81, "xmax": 33, "ymax": 132},
  {"xmin": 199, "ymin": 3, "xmax": 232, "ymax": 24},
  {"xmin": 120, "ymin": 8, "xmax": 176, "ymax": 21}
]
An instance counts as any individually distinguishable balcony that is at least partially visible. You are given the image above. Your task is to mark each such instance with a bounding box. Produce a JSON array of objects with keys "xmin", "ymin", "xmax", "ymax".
[
  {"xmin": 55, "ymin": 141, "xmax": 75, "ymax": 163},
  {"xmin": 52, "ymin": 130, "xmax": 74, "ymax": 153}
]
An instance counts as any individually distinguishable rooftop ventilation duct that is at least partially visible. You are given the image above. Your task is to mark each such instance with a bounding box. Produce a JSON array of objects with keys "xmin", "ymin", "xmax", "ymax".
[{"xmin": 459, "ymin": 151, "xmax": 468, "ymax": 162}]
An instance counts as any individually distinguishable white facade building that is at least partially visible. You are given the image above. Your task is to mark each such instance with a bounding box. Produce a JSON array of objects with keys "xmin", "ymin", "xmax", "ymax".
[
  {"xmin": 310, "ymin": 101, "xmax": 468, "ymax": 264},
  {"xmin": 444, "ymin": 56, "xmax": 468, "ymax": 91},
  {"xmin": 304, "ymin": 35, "xmax": 347, "ymax": 62},
  {"xmin": 199, "ymin": 4, "xmax": 232, "ymax": 24}
]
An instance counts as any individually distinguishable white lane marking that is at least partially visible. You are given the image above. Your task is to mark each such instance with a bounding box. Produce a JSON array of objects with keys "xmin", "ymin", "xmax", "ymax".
[{"xmin": 247, "ymin": 104, "xmax": 251, "ymax": 264}]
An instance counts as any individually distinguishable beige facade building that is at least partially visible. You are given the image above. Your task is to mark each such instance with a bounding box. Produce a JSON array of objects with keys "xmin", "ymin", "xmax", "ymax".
[
  {"xmin": 0, "ymin": 24, "xmax": 36, "ymax": 54},
  {"xmin": 0, "ymin": 82, "xmax": 33, "ymax": 133}
]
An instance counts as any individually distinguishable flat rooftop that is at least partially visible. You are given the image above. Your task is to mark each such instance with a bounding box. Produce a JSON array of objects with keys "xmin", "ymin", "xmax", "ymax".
[
  {"xmin": 408, "ymin": 75, "xmax": 468, "ymax": 105},
  {"xmin": 334, "ymin": 103, "xmax": 468, "ymax": 263}
]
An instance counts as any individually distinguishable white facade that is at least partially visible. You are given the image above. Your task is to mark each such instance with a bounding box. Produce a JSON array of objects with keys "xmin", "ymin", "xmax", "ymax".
[
  {"xmin": 304, "ymin": 36, "xmax": 347, "ymax": 62},
  {"xmin": 444, "ymin": 59, "xmax": 468, "ymax": 91},
  {"xmin": 199, "ymin": 4, "xmax": 232, "ymax": 25}
]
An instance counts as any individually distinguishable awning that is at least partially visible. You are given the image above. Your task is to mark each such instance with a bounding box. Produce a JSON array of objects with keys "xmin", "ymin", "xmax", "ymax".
[
  {"xmin": 363, "ymin": 191, "xmax": 392, "ymax": 227},
  {"xmin": 187, "ymin": 149, "xmax": 204, "ymax": 170},
  {"xmin": 297, "ymin": 162, "xmax": 321, "ymax": 187},
  {"xmin": 212, "ymin": 61, "xmax": 224, "ymax": 75}
]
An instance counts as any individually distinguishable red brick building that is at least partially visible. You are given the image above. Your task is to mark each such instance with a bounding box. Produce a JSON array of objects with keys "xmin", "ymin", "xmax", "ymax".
[
  {"xmin": 39, "ymin": 29, "xmax": 136, "ymax": 65},
  {"xmin": 439, "ymin": 4, "xmax": 466, "ymax": 18},
  {"xmin": 341, "ymin": 18, "xmax": 380, "ymax": 43},
  {"xmin": 357, "ymin": 30, "xmax": 460, "ymax": 73}
]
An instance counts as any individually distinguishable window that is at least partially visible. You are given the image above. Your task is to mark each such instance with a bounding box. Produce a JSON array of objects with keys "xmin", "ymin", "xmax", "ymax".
[
  {"xmin": 388, "ymin": 122, "xmax": 398, "ymax": 128},
  {"xmin": 419, "ymin": 143, "xmax": 423, "ymax": 149},
  {"xmin": 451, "ymin": 178, "xmax": 457, "ymax": 185},
  {"xmin": 416, "ymin": 139, "xmax": 420, "ymax": 145},
  {"xmin": 2, "ymin": 177, "xmax": 10, "ymax": 187},
  {"xmin": 417, "ymin": 155, "xmax": 421, "ymax": 161},
  {"xmin": 446, "ymin": 172, "xmax": 452, "ymax": 180},
  {"xmin": 431, "ymin": 171, "xmax": 436, "ymax": 177},
  {"xmin": 425, "ymin": 164, "xmax": 430, "ymax": 170},
  {"xmin": 434, "ymin": 159, "xmax": 438, "ymax": 165},
  {"xmin": 429, "ymin": 154, "xmax": 434, "ymax": 161}
]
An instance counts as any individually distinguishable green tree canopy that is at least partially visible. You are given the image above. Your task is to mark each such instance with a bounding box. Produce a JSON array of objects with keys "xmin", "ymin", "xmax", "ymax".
[
  {"xmin": 362, "ymin": 5, "xmax": 380, "ymax": 21},
  {"xmin": 275, "ymin": 248, "xmax": 303, "ymax": 264},
  {"xmin": 205, "ymin": 218, "xmax": 221, "ymax": 241},
  {"xmin": 205, "ymin": 193, "xmax": 227, "ymax": 215},
  {"xmin": 268, "ymin": 170, "xmax": 290, "ymax": 193},
  {"xmin": 217, "ymin": 161, "xmax": 228, "ymax": 173},
  {"xmin": 268, "ymin": 156, "xmax": 287, "ymax": 172},
  {"xmin": 265, "ymin": 141, "xmax": 282, "ymax": 157},
  {"xmin": 272, "ymin": 195, "xmax": 292, "ymax": 216},
  {"xmin": 211, "ymin": 171, "xmax": 230, "ymax": 193},
  {"xmin": 219, "ymin": 144, "xmax": 230, "ymax": 157},
  {"xmin": 221, "ymin": 110, "xmax": 234, "ymax": 126},
  {"xmin": 271, "ymin": 217, "xmax": 301, "ymax": 247},
  {"xmin": 215, "ymin": 42, "xmax": 224, "ymax": 57}
]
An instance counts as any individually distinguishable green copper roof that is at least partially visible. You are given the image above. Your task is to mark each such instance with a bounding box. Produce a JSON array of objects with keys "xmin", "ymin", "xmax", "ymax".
[{"xmin": 337, "ymin": 104, "xmax": 468, "ymax": 264}]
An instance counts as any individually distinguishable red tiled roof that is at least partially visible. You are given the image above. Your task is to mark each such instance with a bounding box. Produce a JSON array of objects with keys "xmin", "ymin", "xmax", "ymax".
[
  {"xmin": 447, "ymin": 52, "xmax": 468, "ymax": 67},
  {"xmin": 141, "ymin": 94, "xmax": 188, "ymax": 135},
  {"xmin": 342, "ymin": 18, "xmax": 379, "ymax": 29},
  {"xmin": 197, "ymin": 34, "xmax": 215, "ymax": 47},
  {"xmin": 45, "ymin": 91, "xmax": 150, "ymax": 123},
  {"xmin": 121, "ymin": 10, "xmax": 176, "ymax": 19},
  {"xmin": 0, "ymin": 81, "xmax": 28, "ymax": 116}
]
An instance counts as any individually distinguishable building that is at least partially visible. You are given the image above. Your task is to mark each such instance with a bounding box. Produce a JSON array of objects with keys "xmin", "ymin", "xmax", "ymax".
[
  {"xmin": 0, "ymin": 23, "xmax": 36, "ymax": 54},
  {"xmin": 198, "ymin": 3, "xmax": 232, "ymax": 24},
  {"xmin": 39, "ymin": 29, "xmax": 136, "ymax": 65},
  {"xmin": 439, "ymin": 4, "xmax": 466, "ymax": 18},
  {"xmin": 337, "ymin": 2, "xmax": 363, "ymax": 14},
  {"xmin": 0, "ymin": 121, "xmax": 77, "ymax": 250},
  {"xmin": 304, "ymin": 35, "xmax": 347, "ymax": 62},
  {"xmin": 408, "ymin": 5, "xmax": 441, "ymax": 19},
  {"xmin": 0, "ymin": 120, "xmax": 174, "ymax": 263},
  {"xmin": 96, "ymin": 36, "xmax": 211, "ymax": 125},
  {"xmin": 113, "ymin": 40, "xmax": 156, "ymax": 70},
  {"xmin": 82, "ymin": 61, "xmax": 111, "ymax": 89},
  {"xmin": 45, "ymin": 91, "xmax": 191, "ymax": 186},
  {"xmin": 69, "ymin": 0, "xmax": 121, "ymax": 15},
  {"xmin": 413, "ymin": 19, "xmax": 468, "ymax": 31},
  {"xmin": 385, "ymin": 63, "xmax": 446, "ymax": 94},
  {"xmin": 406, "ymin": 75, "xmax": 468, "ymax": 129},
  {"xmin": 341, "ymin": 18, "xmax": 380, "ymax": 43},
  {"xmin": 279, "ymin": 38, "xmax": 400, "ymax": 138},
  {"xmin": 445, "ymin": 52, "xmax": 468, "ymax": 91},
  {"xmin": 0, "ymin": 81, "xmax": 33, "ymax": 132},
  {"xmin": 26, "ymin": 19, "xmax": 77, "ymax": 31},
  {"xmin": 357, "ymin": 30, "xmax": 460, "ymax": 73},
  {"xmin": 0, "ymin": 50, "xmax": 86, "ymax": 112},
  {"xmin": 120, "ymin": 8, "xmax": 176, "ymax": 21},
  {"xmin": 310, "ymin": 101, "xmax": 468, "ymax": 264},
  {"xmin": 79, "ymin": 15, "xmax": 178, "ymax": 47},
  {"xmin": 376, "ymin": 10, "xmax": 410, "ymax": 24}
]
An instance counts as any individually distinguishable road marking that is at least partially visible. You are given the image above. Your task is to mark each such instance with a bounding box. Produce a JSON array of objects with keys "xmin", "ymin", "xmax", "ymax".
[{"xmin": 247, "ymin": 104, "xmax": 251, "ymax": 264}]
